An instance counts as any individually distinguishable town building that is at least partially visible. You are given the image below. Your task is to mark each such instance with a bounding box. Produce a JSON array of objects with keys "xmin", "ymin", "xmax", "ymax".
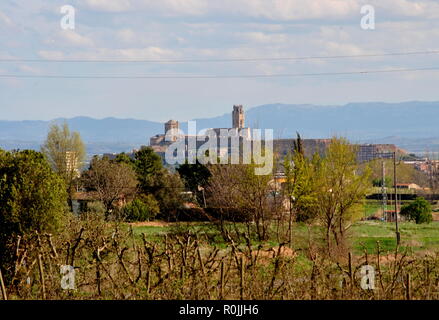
[{"xmin": 396, "ymin": 183, "xmax": 422, "ymax": 190}]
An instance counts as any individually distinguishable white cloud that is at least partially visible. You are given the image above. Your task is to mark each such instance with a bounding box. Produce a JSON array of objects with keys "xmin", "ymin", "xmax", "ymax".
[
  {"xmin": 238, "ymin": 32, "xmax": 288, "ymax": 44},
  {"xmin": 78, "ymin": 0, "xmax": 439, "ymax": 21},
  {"xmin": 80, "ymin": 0, "xmax": 360, "ymax": 19},
  {"xmin": 81, "ymin": 0, "xmax": 133, "ymax": 12},
  {"xmin": 81, "ymin": 0, "xmax": 207, "ymax": 14},
  {"xmin": 147, "ymin": 0, "xmax": 208, "ymax": 15},
  {"xmin": 0, "ymin": 10, "xmax": 12, "ymax": 26},
  {"xmin": 116, "ymin": 28, "xmax": 137, "ymax": 43},
  {"xmin": 226, "ymin": 0, "xmax": 359, "ymax": 20},
  {"xmin": 112, "ymin": 47, "xmax": 178, "ymax": 59},
  {"xmin": 59, "ymin": 31, "xmax": 95, "ymax": 47},
  {"xmin": 322, "ymin": 41, "xmax": 368, "ymax": 56},
  {"xmin": 38, "ymin": 50, "xmax": 66, "ymax": 60},
  {"xmin": 38, "ymin": 47, "xmax": 178, "ymax": 60},
  {"xmin": 18, "ymin": 65, "xmax": 42, "ymax": 74},
  {"xmin": 372, "ymin": 0, "xmax": 439, "ymax": 18}
]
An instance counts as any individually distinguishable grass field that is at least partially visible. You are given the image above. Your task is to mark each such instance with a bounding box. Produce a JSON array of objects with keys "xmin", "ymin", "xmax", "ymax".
[
  {"xmin": 132, "ymin": 219, "xmax": 439, "ymax": 256},
  {"xmin": 351, "ymin": 221, "xmax": 439, "ymax": 254}
]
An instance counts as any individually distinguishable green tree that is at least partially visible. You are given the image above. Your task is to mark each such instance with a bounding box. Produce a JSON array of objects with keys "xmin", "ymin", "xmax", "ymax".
[
  {"xmin": 314, "ymin": 138, "xmax": 371, "ymax": 254},
  {"xmin": 281, "ymin": 133, "xmax": 320, "ymax": 247},
  {"xmin": 153, "ymin": 171, "xmax": 185, "ymax": 219},
  {"xmin": 130, "ymin": 147, "xmax": 184, "ymax": 218},
  {"xmin": 293, "ymin": 131, "xmax": 304, "ymax": 157},
  {"xmin": 123, "ymin": 195, "xmax": 160, "ymax": 222},
  {"xmin": 109, "ymin": 147, "xmax": 185, "ymax": 218},
  {"xmin": 41, "ymin": 122, "xmax": 86, "ymax": 202},
  {"xmin": 372, "ymin": 177, "xmax": 392, "ymax": 188},
  {"xmin": 400, "ymin": 197, "xmax": 432, "ymax": 224},
  {"xmin": 283, "ymin": 133, "xmax": 319, "ymax": 224},
  {"xmin": 0, "ymin": 150, "xmax": 67, "ymax": 280},
  {"xmin": 177, "ymin": 160, "xmax": 211, "ymax": 204},
  {"xmin": 133, "ymin": 147, "xmax": 163, "ymax": 194},
  {"xmin": 114, "ymin": 152, "xmax": 133, "ymax": 165}
]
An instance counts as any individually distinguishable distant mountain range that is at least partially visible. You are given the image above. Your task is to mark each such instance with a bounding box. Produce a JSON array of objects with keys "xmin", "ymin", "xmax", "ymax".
[{"xmin": 1, "ymin": 101, "xmax": 439, "ymax": 155}]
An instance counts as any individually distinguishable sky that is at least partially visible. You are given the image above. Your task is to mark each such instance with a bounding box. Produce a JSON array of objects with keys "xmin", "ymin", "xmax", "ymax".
[{"xmin": 0, "ymin": 0, "xmax": 439, "ymax": 122}]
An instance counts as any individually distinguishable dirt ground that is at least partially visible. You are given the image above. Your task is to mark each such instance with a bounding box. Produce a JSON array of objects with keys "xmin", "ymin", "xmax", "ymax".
[
  {"xmin": 129, "ymin": 221, "xmax": 206, "ymax": 227},
  {"xmin": 129, "ymin": 221, "xmax": 172, "ymax": 227}
]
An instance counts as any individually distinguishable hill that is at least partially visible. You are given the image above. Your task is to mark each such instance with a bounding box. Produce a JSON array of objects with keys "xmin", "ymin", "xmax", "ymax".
[{"xmin": 1, "ymin": 101, "xmax": 438, "ymax": 154}]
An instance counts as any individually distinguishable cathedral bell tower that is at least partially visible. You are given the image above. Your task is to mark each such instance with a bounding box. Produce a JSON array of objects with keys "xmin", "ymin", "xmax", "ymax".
[{"xmin": 232, "ymin": 105, "xmax": 244, "ymax": 129}]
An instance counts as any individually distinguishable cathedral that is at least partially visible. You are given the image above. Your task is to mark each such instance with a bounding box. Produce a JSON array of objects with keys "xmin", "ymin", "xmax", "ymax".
[
  {"xmin": 149, "ymin": 105, "xmax": 399, "ymax": 165},
  {"xmin": 149, "ymin": 105, "xmax": 251, "ymax": 157}
]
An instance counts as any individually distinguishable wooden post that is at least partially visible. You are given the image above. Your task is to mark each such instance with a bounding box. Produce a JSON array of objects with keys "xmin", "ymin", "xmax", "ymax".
[
  {"xmin": 146, "ymin": 268, "xmax": 151, "ymax": 295},
  {"xmin": 219, "ymin": 261, "xmax": 224, "ymax": 300},
  {"xmin": 240, "ymin": 256, "xmax": 245, "ymax": 300},
  {"xmin": 0, "ymin": 269, "xmax": 7, "ymax": 300},
  {"xmin": 37, "ymin": 253, "xmax": 46, "ymax": 299},
  {"xmin": 406, "ymin": 273, "xmax": 411, "ymax": 300},
  {"xmin": 348, "ymin": 252, "xmax": 353, "ymax": 287},
  {"xmin": 180, "ymin": 265, "xmax": 185, "ymax": 280},
  {"xmin": 96, "ymin": 264, "xmax": 102, "ymax": 296},
  {"xmin": 197, "ymin": 245, "xmax": 210, "ymax": 298},
  {"xmin": 288, "ymin": 206, "xmax": 293, "ymax": 248}
]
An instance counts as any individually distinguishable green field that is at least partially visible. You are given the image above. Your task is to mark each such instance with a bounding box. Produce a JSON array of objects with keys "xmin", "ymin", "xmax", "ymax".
[
  {"xmin": 132, "ymin": 220, "xmax": 439, "ymax": 256},
  {"xmin": 351, "ymin": 221, "xmax": 439, "ymax": 254}
]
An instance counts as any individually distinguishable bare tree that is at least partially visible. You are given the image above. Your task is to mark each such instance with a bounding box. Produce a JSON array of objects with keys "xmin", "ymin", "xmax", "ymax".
[
  {"xmin": 207, "ymin": 163, "xmax": 278, "ymax": 241},
  {"xmin": 82, "ymin": 156, "xmax": 138, "ymax": 219}
]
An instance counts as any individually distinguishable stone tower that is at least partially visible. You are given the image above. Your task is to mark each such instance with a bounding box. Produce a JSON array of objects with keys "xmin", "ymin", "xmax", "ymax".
[
  {"xmin": 164, "ymin": 120, "xmax": 179, "ymax": 142},
  {"xmin": 232, "ymin": 105, "xmax": 244, "ymax": 129},
  {"xmin": 165, "ymin": 120, "xmax": 179, "ymax": 133}
]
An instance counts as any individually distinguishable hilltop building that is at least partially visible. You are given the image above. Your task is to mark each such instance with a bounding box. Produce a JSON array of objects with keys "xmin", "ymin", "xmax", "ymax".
[
  {"xmin": 232, "ymin": 105, "xmax": 245, "ymax": 129},
  {"xmin": 149, "ymin": 105, "xmax": 252, "ymax": 161},
  {"xmin": 203, "ymin": 104, "xmax": 251, "ymax": 146},
  {"xmin": 149, "ymin": 105, "xmax": 402, "ymax": 165}
]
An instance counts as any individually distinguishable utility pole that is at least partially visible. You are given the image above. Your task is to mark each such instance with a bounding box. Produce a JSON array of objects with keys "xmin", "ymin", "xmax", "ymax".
[
  {"xmin": 393, "ymin": 151, "xmax": 401, "ymax": 246},
  {"xmin": 375, "ymin": 151, "xmax": 401, "ymax": 246},
  {"xmin": 382, "ymin": 161, "xmax": 387, "ymax": 221}
]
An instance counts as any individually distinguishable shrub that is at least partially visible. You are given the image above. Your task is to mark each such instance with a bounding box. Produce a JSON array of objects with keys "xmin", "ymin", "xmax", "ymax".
[
  {"xmin": 162, "ymin": 207, "xmax": 251, "ymax": 222},
  {"xmin": 85, "ymin": 201, "xmax": 106, "ymax": 214},
  {"xmin": 400, "ymin": 197, "xmax": 433, "ymax": 224},
  {"xmin": 205, "ymin": 207, "xmax": 252, "ymax": 222},
  {"xmin": 123, "ymin": 195, "xmax": 160, "ymax": 222},
  {"xmin": 171, "ymin": 208, "xmax": 211, "ymax": 222}
]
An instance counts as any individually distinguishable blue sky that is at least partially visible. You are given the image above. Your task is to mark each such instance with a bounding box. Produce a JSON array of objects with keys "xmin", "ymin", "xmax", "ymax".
[{"xmin": 0, "ymin": 0, "xmax": 439, "ymax": 122}]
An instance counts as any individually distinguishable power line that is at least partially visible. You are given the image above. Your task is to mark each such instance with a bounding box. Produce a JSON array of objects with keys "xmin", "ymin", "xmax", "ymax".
[
  {"xmin": 1, "ymin": 50, "xmax": 439, "ymax": 63},
  {"xmin": 0, "ymin": 66, "xmax": 438, "ymax": 79}
]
